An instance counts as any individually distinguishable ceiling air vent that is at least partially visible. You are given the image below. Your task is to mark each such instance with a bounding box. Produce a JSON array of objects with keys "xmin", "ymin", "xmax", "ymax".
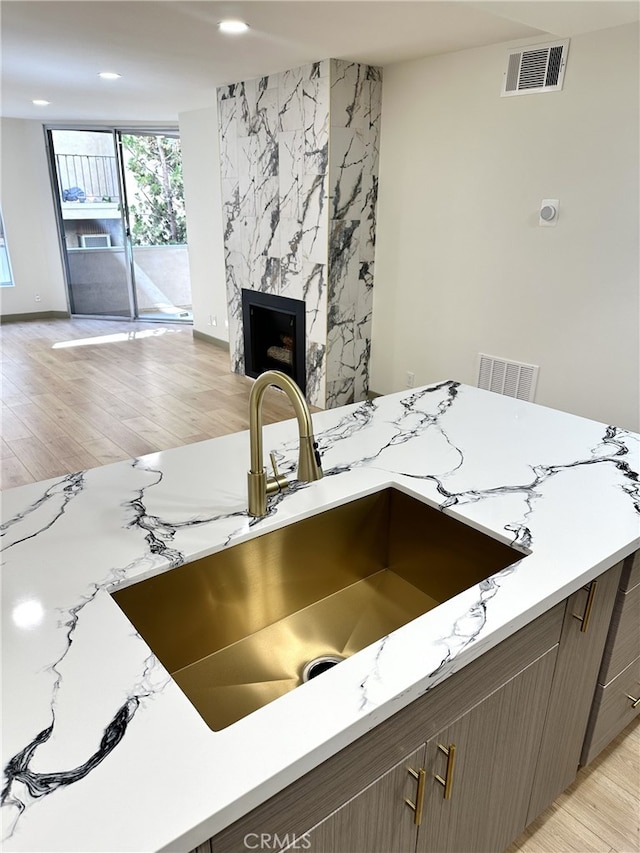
[
  {"xmin": 477, "ymin": 354, "xmax": 539, "ymax": 402},
  {"xmin": 501, "ymin": 40, "xmax": 569, "ymax": 97}
]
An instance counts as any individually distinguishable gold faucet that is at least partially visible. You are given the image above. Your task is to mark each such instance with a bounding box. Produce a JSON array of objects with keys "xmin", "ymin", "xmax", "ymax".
[{"xmin": 247, "ymin": 370, "xmax": 323, "ymax": 516}]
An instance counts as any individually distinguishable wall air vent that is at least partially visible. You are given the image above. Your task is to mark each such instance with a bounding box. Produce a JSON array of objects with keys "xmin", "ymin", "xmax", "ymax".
[
  {"xmin": 477, "ymin": 354, "xmax": 539, "ymax": 402},
  {"xmin": 501, "ymin": 40, "xmax": 569, "ymax": 97},
  {"xmin": 79, "ymin": 234, "xmax": 111, "ymax": 248}
]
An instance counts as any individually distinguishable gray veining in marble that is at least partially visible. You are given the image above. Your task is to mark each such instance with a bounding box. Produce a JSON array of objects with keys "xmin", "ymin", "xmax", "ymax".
[
  {"xmin": 217, "ymin": 59, "xmax": 382, "ymax": 408},
  {"xmin": 2, "ymin": 382, "xmax": 638, "ymax": 853}
]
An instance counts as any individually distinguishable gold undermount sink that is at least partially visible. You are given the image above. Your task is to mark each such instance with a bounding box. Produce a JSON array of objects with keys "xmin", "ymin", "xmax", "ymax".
[{"xmin": 112, "ymin": 488, "xmax": 524, "ymax": 730}]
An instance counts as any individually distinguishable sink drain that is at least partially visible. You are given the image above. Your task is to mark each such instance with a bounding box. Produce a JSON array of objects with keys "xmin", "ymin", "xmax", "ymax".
[{"xmin": 302, "ymin": 655, "xmax": 344, "ymax": 682}]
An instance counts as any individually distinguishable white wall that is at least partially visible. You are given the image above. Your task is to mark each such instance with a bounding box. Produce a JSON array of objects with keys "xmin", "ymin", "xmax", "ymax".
[
  {"xmin": 0, "ymin": 119, "xmax": 68, "ymax": 315},
  {"xmin": 179, "ymin": 104, "xmax": 228, "ymax": 342},
  {"xmin": 371, "ymin": 23, "xmax": 639, "ymax": 431}
]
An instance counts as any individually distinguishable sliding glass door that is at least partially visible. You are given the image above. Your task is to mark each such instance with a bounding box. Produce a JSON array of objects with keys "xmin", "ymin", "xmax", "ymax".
[
  {"xmin": 49, "ymin": 128, "xmax": 133, "ymax": 317},
  {"xmin": 120, "ymin": 132, "xmax": 192, "ymax": 322},
  {"xmin": 47, "ymin": 127, "xmax": 192, "ymax": 322},
  {"xmin": 0, "ymin": 208, "xmax": 14, "ymax": 288}
]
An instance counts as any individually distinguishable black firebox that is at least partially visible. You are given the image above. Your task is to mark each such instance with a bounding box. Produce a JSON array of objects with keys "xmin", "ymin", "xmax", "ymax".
[{"xmin": 241, "ymin": 289, "xmax": 306, "ymax": 394}]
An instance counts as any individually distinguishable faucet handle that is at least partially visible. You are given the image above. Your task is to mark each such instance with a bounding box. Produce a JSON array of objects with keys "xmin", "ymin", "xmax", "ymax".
[
  {"xmin": 266, "ymin": 452, "xmax": 289, "ymax": 494},
  {"xmin": 269, "ymin": 452, "xmax": 281, "ymax": 479}
]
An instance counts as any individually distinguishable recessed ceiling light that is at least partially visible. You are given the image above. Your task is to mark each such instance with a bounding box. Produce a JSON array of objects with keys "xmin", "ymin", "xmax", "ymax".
[
  {"xmin": 32, "ymin": 99, "xmax": 50, "ymax": 106},
  {"xmin": 218, "ymin": 19, "xmax": 249, "ymax": 34},
  {"xmin": 98, "ymin": 71, "xmax": 122, "ymax": 80}
]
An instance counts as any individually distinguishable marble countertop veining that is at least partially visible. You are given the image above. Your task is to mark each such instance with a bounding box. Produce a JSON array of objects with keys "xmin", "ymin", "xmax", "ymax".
[{"xmin": 1, "ymin": 382, "xmax": 639, "ymax": 853}]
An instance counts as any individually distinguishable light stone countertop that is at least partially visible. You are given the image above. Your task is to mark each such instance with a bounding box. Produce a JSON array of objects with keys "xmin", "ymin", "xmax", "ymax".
[{"xmin": 1, "ymin": 382, "xmax": 639, "ymax": 853}]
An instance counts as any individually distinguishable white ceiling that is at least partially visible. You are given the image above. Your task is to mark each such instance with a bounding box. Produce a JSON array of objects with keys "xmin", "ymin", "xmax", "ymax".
[{"xmin": 2, "ymin": 0, "xmax": 638, "ymax": 124}]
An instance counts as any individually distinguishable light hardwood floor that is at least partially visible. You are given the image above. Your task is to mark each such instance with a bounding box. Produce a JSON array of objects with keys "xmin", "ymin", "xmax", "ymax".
[
  {"xmin": 0, "ymin": 317, "xmax": 300, "ymax": 489},
  {"xmin": 1, "ymin": 317, "xmax": 639, "ymax": 852},
  {"xmin": 508, "ymin": 718, "xmax": 639, "ymax": 853}
]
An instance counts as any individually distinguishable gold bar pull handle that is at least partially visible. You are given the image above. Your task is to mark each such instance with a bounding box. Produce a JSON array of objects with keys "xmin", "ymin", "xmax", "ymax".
[
  {"xmin": 405, "ymin": 767, "xmax": 426, "ymax": 826},
  {"xmin": 434, "ymin": 743, "xmax": 456, "ymax": 800},
  {"xmin": 625, "ymin": 693, "xmax": 640, "ymax": 709},
  {"xmin": 573, "ymin": 580, "xmax": 598, "ymax": 633}
]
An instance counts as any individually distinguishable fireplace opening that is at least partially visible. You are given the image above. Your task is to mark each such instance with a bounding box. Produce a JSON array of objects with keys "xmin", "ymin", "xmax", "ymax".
[{"xmin": 242, "ymin": 290, "xmax": 306, "ymax": 394}]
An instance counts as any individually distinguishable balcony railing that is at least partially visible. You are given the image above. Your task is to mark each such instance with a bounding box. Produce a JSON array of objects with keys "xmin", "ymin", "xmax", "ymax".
[{"xmin": 56, "ymin": 154, "xmax": 120, "ymax": 203}]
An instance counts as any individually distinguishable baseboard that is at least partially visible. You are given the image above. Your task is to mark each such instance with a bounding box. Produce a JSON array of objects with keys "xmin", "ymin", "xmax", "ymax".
[
  {"xmin": 192, "ymin": 328, "xmax": 230, "ymax": 350},
  {"xmin": 0, "ymin": 310, "xmax": 70, "ymax": 324}
]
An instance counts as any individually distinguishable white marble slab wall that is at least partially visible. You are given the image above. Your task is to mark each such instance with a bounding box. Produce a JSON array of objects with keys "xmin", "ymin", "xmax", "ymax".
[
  {"xmin": 217, "ymin": 60, "xmax": 381, "ymax": 409},
  {"xmin": 326, "ymin": 60, "xmax": 382, "ymax": 407}
]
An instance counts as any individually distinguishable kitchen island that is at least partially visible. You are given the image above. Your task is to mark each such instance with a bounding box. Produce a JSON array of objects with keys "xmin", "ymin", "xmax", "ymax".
[{"xmin": 2, "ymin": 381, "xmax": 639, "ymax": 852}]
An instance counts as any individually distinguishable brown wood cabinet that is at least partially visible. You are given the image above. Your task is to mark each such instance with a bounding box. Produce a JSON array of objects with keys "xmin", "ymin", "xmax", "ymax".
[
  {"xmin": 290, "ymin": 649, "xmax": 557, "ymax": 853},
  {"xmin": 289, "ymin": 746, "xmax": 425, "ymax": 853},
  {"xmin": 525, "ymin": 559, "xmax": 623, "ymax": 822},
  {"xmin": 188, "ymin": 558, "xmax": 630, "ymax": 853},
  {"xmin": 581, "ymin": 551, "xmax": 640, "ymax": 765},
  {"xmin": 416, "ymin": 647, "xmax": 556, "ymax": 853}
]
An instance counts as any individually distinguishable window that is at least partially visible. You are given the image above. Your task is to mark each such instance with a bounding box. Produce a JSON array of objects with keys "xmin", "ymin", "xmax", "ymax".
[{"xmin": 0, "ymin": 209, "xmax": 14, "ymax": 287}]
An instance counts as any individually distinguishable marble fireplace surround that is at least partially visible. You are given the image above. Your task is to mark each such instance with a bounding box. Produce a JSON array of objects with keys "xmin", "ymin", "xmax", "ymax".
[{"xmin": 217, "ymin": 58, "xmax": 382, "ymax": 409}]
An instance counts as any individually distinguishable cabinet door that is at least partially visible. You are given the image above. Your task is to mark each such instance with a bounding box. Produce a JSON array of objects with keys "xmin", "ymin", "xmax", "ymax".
[
  {"xmin": 416, "ymin": 648, "xmax": 557, "ymax": 853},
  {"xmin": 581, "ymin": 655, "xmax": 640, "ymax": 765},
  {"xmin": 295, "ymin": 745, "xmax": 425, "ymax": 853},
  {"xmin": 527, "ymin": 561, "xmax": 622, "ymax": 822},
  {"xmin": 598, "ymin": 582, "xmax": 640, "ymax": 685}
]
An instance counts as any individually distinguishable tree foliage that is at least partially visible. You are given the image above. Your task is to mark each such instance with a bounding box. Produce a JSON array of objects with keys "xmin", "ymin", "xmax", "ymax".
[{"xmin": 122, "ymin": 134, "xmax": 187, "ymax": 246}]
